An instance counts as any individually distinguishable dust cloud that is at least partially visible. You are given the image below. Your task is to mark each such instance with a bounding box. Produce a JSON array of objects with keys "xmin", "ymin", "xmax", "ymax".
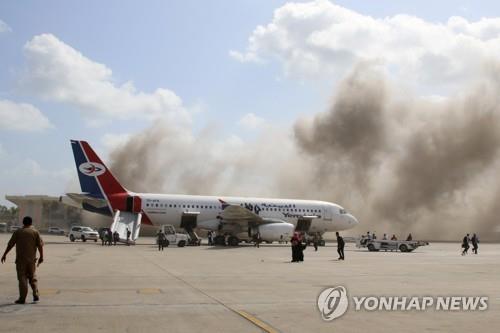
[{"xmin": 108, "ymin": 63, "xmax": 500, "ymax": 241}]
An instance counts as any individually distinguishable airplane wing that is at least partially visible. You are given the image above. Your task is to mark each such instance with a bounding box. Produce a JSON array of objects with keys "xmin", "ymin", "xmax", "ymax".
[
  {"xmin": 220, "ymin": 204, "xmax": 264, "ymax": 224},
  {"xmin": 65, "ymin": 193, "xmax": 109, "ymax": 208},
  {"xmin": 219, "ymin": 202, "xmax": 290, "ymax": 226}
]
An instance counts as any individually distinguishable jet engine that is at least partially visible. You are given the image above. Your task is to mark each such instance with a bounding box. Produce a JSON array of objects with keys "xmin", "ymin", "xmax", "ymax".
[{"xmin": 258, "ymin": 222, "xmax": 294, "ymax": 241}]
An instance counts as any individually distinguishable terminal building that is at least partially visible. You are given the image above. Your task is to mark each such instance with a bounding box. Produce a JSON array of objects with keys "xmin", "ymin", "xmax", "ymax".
[{"xmin": 6, "ymin": 195, "xmax": 83, "ymax": 230}]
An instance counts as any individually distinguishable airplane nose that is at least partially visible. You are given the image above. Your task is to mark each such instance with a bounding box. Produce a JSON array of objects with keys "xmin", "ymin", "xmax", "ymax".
[{"xmin": 346, "ymin": 214, "xmax": 359, "ymax": 227}]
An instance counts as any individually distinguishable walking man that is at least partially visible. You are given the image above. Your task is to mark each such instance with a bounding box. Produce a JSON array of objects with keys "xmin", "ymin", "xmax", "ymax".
[
  {"xmin": 313, "ymin": 233, "xmax": 319, "ymax": 251},
  {"xmin": 336, "ymin": 231, "xmax": 345, "ymax": 260},
  {"xmin": 126, "ymin": 228, "xmax": 131, "ymax": 246},
  {"xmin": 1, "ymin": 216, "xmax": 44, "ymax": 304},
  {"xmin": 157, "ymin": 230, "xmax": 166, "ymax": 251},
  {"xmin": 471, "ymin": 233, "xmax": 479, "ymax": 254},
  {"xmin": 461, "ymin": 234, "xmax": 470, "ymax": 255}
]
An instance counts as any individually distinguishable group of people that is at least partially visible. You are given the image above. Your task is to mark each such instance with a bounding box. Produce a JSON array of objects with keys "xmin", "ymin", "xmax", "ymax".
[
  {"xmin": 461, "ymin": 233, "xmax": 479, "ymax": 255},
  {"xmin": 290, "ymin": 231, "xmax": 345, "ymax": 262},
  {"xmin": 101, "ymin": 229, "xmax": 120, "ymax": 246},
  {"xmin": 362, "ymin": 231, "xmax": 413, "ymax": 242},
  {"xmin": 100, "ymin": 228, "xmax": 132, "ymax": 246}
]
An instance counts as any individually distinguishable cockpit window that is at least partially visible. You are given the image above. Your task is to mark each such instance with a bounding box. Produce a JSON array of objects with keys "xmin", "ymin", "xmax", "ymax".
[{"xmin": 339, "ymin": 208, "xmax": 347, "ymax": 214}]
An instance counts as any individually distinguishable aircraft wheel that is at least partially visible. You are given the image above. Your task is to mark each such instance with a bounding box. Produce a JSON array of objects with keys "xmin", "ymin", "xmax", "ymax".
[
  {"xmin": 214, "ymin": 235, "xmax": 226, "ymax": 246},
  {"xmin": 399, "ymin": 244, "xmax": 408, "ymax": 252},
  {"xmin": 228, "ymin": 236, "xmax": 240, "ymax": 247}
]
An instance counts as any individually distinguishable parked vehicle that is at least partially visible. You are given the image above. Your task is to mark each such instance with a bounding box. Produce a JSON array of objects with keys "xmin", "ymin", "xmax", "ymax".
[
  {"xmin": 158, "ymin": 225, "xmax": 190, "ymax": 247},
  {"xmin": 48, "ymin": 226, "xmax": 65, "ymax": 235},
  {"xmin": 0, "ymin": 222, "xmax": 7, "ymax": 233},
  {"xmin": 68, "ymin": 226, "xmax": 99, "ymax": 242},
  {"xmin": 9, "ymin": 225, "xmax": 21, "ymax": 232},
  {"xmin": 356, "ymin": 238, "xmax": 429, "ymax": 252}
]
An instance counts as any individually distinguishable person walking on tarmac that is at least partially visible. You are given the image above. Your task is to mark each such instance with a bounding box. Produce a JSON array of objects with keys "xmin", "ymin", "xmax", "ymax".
[
  {"xmin": 313, "ymin": 233, "xmax": 319, "ymax": 251},
  {"xmin": 107, "ymin": 229, "xmax": 113, "ymax": 246},
  {"xmin": 1, "ymin": 216, "xmax": 44, "ymax": 304},
  {"xmin": 113, "ymin": 231, "xmax": 119, "ymax": 245},
  {"xmin": 157, "ymin": 230, "xmax": 166, "ymax": 251},
  {"xmin": 254, "ymin": 232, "xmax": 262, "ymax": 248},
  {"xmin": 471, "ymin": 233, "xmax": 479, "ymax": 254},
  {"xmin": 461, "ymin": 234, "xmax": 470, "ymax": 255},
  {"xmin": 290, "ymin": 233, "xmax": 299, "ymax": 262},
  {"xmin": 126, "ymin": 228, "xmax": 131, "ymax": 246},
  {"xmin": 296, "ymin": 234, "xmax": 306, "ymax": 262},
  {"xmin": 336, "ymin": 232, "xmax": 345, "ymax": 260}
]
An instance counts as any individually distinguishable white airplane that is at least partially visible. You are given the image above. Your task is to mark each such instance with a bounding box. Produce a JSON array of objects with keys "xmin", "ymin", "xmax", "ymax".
[{"xmin": 67, "ymin": 140, "xmax": 359, "ymax": 245}]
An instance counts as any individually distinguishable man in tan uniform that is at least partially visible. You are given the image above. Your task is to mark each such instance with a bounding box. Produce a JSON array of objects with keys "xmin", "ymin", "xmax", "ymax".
[{"xmin": 1, "ymin": 216, "xmax": 44, "ymax": 304}]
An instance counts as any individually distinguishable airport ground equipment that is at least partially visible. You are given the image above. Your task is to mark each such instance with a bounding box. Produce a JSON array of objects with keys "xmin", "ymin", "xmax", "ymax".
[
  {"xmin": 356, "ymin": 238, "xmax": 429, "ymax": 252},
  {"xmin": 160, "ymin": 224, "xmax": 190, "ymax": 247},
  {"xmin": 110, "ymin": 210, "xmax": 141, "ymax": 245}
]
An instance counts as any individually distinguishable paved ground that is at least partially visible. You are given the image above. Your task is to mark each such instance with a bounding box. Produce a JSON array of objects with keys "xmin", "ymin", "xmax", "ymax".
[{"xmin": 0, "ymin": 234, "xmax": 499, "ymax": 333}]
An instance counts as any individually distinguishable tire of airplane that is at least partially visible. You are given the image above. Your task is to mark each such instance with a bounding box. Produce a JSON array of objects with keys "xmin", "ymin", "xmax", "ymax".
[
  {"xmin": 228, "ymin": 236, "xmax": 240, "ymax": 246},
  {"xmin": 399, "ymin": 244, "xmax": 408, "ymax": 252},
  {"xmin": 178, "ymin": 240, "xmax": 186, "ymax": 247},
  {"xmin": 214, "ymin": 235, "xmax": 225, "ymax": 246}
]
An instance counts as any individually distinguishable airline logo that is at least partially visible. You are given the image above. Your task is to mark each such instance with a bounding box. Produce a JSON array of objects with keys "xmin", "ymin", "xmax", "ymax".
[{"xmin": 79, "ymin": 162, "xmax": 106, "ymax": 177}]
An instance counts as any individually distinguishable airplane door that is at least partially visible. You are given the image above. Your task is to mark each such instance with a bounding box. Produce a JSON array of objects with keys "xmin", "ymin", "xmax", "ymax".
[
  {"xmin": 126, "ymin": 196, "xmax": 142, "ymax": 213},
  {"xmin": 323, "ymin": 206, "xmax": 332, "ymax": 220},
  {"xmin": 295, "ymin": 218, "xmax": 311, "ymax": 232},
  {"xmin": 180, "ymin": 214, "xmax": 198, "ymax": 231}
]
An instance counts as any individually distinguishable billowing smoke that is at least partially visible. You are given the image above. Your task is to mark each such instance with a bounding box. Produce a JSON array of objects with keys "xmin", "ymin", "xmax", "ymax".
[{"xmin": 108, "ymin": 63, "xmax": 500, "ymax": 241}]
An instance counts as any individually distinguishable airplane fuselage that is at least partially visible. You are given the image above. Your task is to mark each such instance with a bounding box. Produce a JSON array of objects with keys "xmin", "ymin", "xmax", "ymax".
[{"xmin": 136, "ymin": 193, "xmax": 357, "ymax": 237}]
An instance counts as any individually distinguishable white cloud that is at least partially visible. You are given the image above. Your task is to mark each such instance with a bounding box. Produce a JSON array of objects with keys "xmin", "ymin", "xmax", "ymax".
[
  {"xmin": 0, "ymin": 19, "xmax": 11, "ymax": 33},
  {"xmin": 21, "ymin": 34, "xmax": 189, "ymax": 125},
  {"xmin": 0, "ymin": 99, "xmax": 53, "ymax": 132},
  {"xmin": 233, "ymin": 0, "xmax": 500, "ymax": 89},
  {"xmin": 238, "ymin": 113, "xmax": 266, "ymax": 130}
]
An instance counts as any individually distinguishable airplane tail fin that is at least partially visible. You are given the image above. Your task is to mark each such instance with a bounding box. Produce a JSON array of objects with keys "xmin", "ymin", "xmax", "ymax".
[{"xmin": 70, "ymin": 140, "xmax": 128, "ymax": 215}]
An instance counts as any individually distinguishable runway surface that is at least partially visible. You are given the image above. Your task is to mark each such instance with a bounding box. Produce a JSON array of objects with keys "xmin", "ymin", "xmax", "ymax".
[{"xmin": 0, "ymin": 234, "xmax": 498, "ymax": 332}]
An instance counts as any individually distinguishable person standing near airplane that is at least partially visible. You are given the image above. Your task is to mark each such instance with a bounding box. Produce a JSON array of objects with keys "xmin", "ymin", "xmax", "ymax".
[
  {"xmin": 336, "ymin": 232, "xmax": 345, "ymax": 260},
  {"xmin": 157, "ymin": 230, "xmax": 166, "ymax": 251},
  {"xmin": 126, "ymin": 228, "xmax": 131, "ymax": 246}
]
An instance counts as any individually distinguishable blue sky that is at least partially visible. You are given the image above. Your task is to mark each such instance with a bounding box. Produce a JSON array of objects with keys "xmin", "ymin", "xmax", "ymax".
[{"xmin": 1, "ymin": 0, "xmax": 499, "ymax": 206}]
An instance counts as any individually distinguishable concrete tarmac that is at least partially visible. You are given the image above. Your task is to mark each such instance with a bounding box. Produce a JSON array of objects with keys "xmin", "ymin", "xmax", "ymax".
[{"xmin": 0, "ymin": 234, "xmax": 499, "ymax": 333}]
